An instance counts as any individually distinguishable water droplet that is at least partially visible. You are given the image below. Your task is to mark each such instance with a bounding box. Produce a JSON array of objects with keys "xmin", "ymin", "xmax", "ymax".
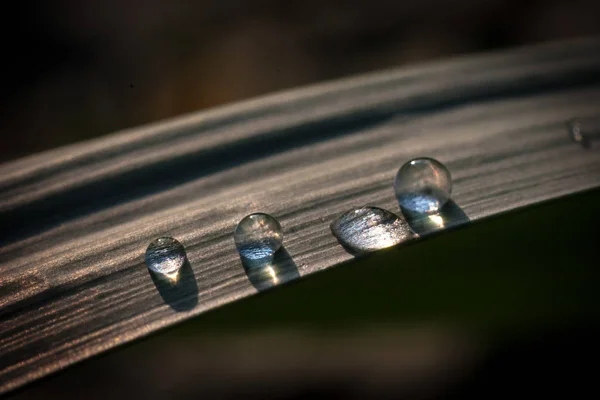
[
  {"xmin": 568, "ymin": 119, "xmax": 591, "ymax": 148},
  {"xmin": 394, "ymin": 157, "xmax": 452, "ymax": 215},
  {"xmin": 145, "ymin": 237, "xmax": 186, "ymax": 279},
  {"xmin": 330, "ymin": 206, "xmax": 415, "ymax": 253},
  {"xmin": 234, "ymin": 213, "xmax": 283, "ymax": 261}
]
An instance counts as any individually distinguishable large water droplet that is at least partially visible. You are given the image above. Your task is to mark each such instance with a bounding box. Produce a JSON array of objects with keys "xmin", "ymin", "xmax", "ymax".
[
  {"xmin": 394, "ymin": 157, "xmax": 452, "ymax": 215},
  {"xmin": 145, "ymin": 237, "xmax": 186, "ymax": 278},
  {"xmin": 330, "ymin": 206, "xmax": 415, "ymax": 253},
  {"xmin": 234, "ymin": 213, "xmax": 283, "ymax": 261}
]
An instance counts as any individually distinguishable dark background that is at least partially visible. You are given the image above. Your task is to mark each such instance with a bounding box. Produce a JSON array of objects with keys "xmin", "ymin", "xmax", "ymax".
[{"xmin": 2, "ymin": 0, "xmax": 600, "ymax": 162}]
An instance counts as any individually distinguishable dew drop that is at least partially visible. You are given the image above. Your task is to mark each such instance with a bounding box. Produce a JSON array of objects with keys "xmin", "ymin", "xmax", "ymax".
[
  {"xmin": 394, "ymin": 157, "xmax": 452, "ymax": 215},
  {"xmin": 568, "ymin": 119, "xmax": 591, "ymax": 148},
  {"xmin": 234, "ymin": 213, "xmax": 283, "ymax": 261},
  {"xmin": 145, "ymin": 237, "xmax": 186, "ymax": 278},
  {"xmin": 330, "ymin": 206, "xmax": 415, "ymax": 253}
]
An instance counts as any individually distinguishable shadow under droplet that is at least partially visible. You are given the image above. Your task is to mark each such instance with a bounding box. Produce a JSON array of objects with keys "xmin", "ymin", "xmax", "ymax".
[
  {"xmin": 150, "ymin": 259, "xmax": 199, "ymax": 311},
  {"xmin": 400, "ymin": 199, "xmax": 470, "ymax": 236},
  {"xmin": 241, "ymin": 246, "xmax": 300, "ymax": 291}
]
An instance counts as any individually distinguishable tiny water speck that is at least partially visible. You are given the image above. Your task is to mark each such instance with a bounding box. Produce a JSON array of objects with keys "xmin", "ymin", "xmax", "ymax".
[
  {"xmin": 330, "ymin": 206, "xmax": 415, "ymax": 253},
  {"xmin": 568, "ymin": 119, "xmax": 590, "ymax": 148},
  {"xmin": 145, "ymin": 237, "xmax": 186, "ymax": 277},
  {"xmin": 394, "ymin": 157, "xmax": 452, "ymax": 214},
  {"xmin": 235, "ymin": 213, "xmax": 283, "ymax": 261}
]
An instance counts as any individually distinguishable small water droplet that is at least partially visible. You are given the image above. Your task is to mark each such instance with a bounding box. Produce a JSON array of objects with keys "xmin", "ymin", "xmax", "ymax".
[
  {"xmin": 330, "ymin": 206, "xmax": 415, "ymax": 253},
  {"xmin": 145, "ymin": 237, "xmax": 186, "ymax": 279},
  {"xmin": 234, "ymin": 213, "xmax": 283, "ymax": 261},
  {"xmin": 568, "ymin": 119, "xmax": 591, "ymax": 148},
  {"xmin": 394, "ymin": 157, "xmax": 452, "ymax": 215}
]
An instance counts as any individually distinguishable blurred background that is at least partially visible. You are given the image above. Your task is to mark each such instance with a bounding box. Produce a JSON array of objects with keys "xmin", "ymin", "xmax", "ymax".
[{"xmin": 3, "ymin": 0, "xmax": 600, "ymax": 162}]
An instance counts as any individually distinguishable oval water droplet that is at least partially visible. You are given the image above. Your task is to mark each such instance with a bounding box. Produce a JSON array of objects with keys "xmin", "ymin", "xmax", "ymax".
[
  {"xmin": 145, "ymin": 237, "xmax": 186, "ymax": 278},
  {"xmin": 234, "ymin": 213, "xmax": 283, "ymax": 261},
  {"xmin": 394, "ymin": 157, "xmax": 452, "ymax": 215},
  {"xmin": 330, "ymin": 206, "xmax": 415, "ymax": 253}
]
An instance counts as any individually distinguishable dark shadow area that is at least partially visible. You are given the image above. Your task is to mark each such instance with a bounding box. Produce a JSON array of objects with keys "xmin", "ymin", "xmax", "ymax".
[
  {"xmin": 242, "ymin": 246, "xmax": 300, "ymax": 292},
  {"xmin": 150, "ymin": 259, "xmax": 198, "ymax": 312},
  {"xmin": 446, "ymin": 322, "xmax": 600, "ymax": 399},
  {"xmin": 400, "ymin": 199, "xmax": 470, "ymax": 236}
]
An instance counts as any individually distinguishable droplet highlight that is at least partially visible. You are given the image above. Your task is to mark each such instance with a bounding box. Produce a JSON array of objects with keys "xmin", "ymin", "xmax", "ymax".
[
  {"xmin": 234, "ymin": 213, "xmax": 283, "ymax": 261},
  {"xmin": 401, "ymin": 199, "xmax": 470, "ymax": 236},
  {"xmin": 145, "ymin": 237, "xmax": 186, "ymax": 279},
  {"xmin": 330, "ymin": 206, "xmax": 415, "ymax": 253},
  {"xmin": 394, "ymin": 157, "xmax": 452, "ymax": 215}
]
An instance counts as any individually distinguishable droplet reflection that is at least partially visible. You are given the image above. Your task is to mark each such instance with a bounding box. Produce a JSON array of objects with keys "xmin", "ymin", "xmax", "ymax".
[
  {"xmin": 330, "ymin": 206, "xmax": 415, "ymax": 254},
  {"xmin": 394, "ymin": 158, "xmax": 452, "ymax": 215},
  {"xmin": 234, "ymin": 213, "xmax": 283, "ymax": 261},
  {"xmin": 145, "ymin": 237, "xmax": 186, "ymax": 281}
]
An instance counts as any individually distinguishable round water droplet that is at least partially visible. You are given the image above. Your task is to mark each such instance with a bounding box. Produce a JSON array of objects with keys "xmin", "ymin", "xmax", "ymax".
[
  {"xmin": 145, "ymin": 237, "xmax": 186, "ymax": 276},
  {"xmin": 330, "ymin": 206, "xmax": 415, "ymax": 253},
  {"xmin": 394, "ymin": 157, "xmax": 452, "ymax": 215},
  {"xmin": 234, "ymin": 213, "xmax": 283, "ymax": 261}
]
